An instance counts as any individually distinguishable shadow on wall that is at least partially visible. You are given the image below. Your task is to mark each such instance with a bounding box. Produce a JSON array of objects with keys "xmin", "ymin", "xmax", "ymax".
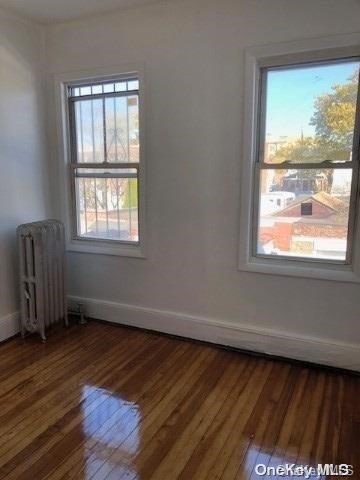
[{"xmin": 0, "ymin": 10, "xmax": 51, "ymax": 319}]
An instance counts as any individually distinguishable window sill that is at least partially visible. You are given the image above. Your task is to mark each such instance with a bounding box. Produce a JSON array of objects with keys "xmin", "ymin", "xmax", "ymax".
[
  {"xmin": 238, "ymin": 255, "xmax": 360, "ymax": 283},
  {"xmin": 67, "ymin": 238, "xmax": 145, "ymax": 258}
]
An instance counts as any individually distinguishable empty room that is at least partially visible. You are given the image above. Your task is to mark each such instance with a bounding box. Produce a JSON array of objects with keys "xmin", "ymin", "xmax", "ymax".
[{"xmin": 0, "ymin": 0, "xmax": 359, "ymax": 478}]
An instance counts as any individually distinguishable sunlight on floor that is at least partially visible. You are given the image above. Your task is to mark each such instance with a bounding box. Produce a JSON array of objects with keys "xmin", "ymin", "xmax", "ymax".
[{"xmin": 81, "ymin": 385, "xmax": 142, "ymax": 479}]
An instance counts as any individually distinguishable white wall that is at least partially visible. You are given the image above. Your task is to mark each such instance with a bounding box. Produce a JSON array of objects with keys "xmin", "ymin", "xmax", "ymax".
[
  {"xmin": 45, "ymin": 0, "xmax": 360, "ymax": 369},
  {"xmin": 0, "ymin": 9, "xmax": 51, "ymax": 339}
]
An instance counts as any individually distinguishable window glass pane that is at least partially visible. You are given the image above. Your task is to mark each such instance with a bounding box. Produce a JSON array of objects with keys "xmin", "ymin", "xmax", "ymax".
[
  {"xmin": 263, "ymin": 60, "xmax": 360, "ymax": 164},
  {"xmin": 74, "ymin": 94, "xmax": 139, "ymax": 163},
  {"xmin": 75, "ymin": 176, "xmax": 139, "ymax": 242},
  {"xmin": 75, "ymin": 99, "xmax": 104, "ymax": 162},
  {"xmin": 257, "ymin": 168, "xmax": 351, "ymax": 261},
  {"xmin": 103, "ymin": 83, "xmax": 114, "ymax": 93},
  {"xmin": 105, "ymin": 96, "xmax": 123, "ymax": 162},
  {"xmin": 91, "ymin": 85, "xmax": 103, "ymax": 95},
  {"xmin": 105, "ymin": 95, "xmax": 139, "ymax": 162},
  {"xmin": 127, "ymin": 80, "xmax": 139, "ymax": 90},
  {"xmin": 128, "ymin": 96, "xmax": 140, "ymax": 162},
  {"xmin": 80, "ymin": 86, "xmax": 91, "ymax": 96},
  {"xmin": 115, "ymin": 82, "xmax": 127, "ymax": 92}
]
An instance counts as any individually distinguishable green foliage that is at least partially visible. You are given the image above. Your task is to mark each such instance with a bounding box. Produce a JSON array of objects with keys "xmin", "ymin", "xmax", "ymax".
[
  {"xmin": 123, "ymin": 179, "xmax": 138, "ymax": 209},
  {"xmin": 310, "ymin": 71, "xmax": 358, "ymax": 149},
  {"xmin": 271, "ymin": 137, "xmax": 351, "ymax": 164},
  {"xmin": 272, "ymin": 69, "xmax": 359, "ymax": 165}
]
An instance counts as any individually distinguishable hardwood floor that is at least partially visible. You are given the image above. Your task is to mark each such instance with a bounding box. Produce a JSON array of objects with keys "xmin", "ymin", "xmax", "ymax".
[{"xmin": 0, "ymin": 322, "xmax": 358, "ymax": 480}]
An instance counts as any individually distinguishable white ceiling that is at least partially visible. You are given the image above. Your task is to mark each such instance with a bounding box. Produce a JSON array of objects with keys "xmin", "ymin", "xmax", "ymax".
[{"xmin": 0, "ymin": 0, "xmax": 162, "ymax": 24}]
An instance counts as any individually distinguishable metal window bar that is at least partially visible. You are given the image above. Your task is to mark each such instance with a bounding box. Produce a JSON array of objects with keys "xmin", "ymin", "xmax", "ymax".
[
  {"xmin": 83, "ymin": 178, "xmax": 88, "ymax": 234},
  {"xmin": 79, "ymin": 102, "xmax": 84, "ymax": 163},
  {"xmin": 104, "ymin": 178, "xmax": 109, "ymax": 235},
  {"xmin": 116, "ymin": 178, "xmax": 121, "ymax": 238},
  {"xmin": 126, "ymin": 93, "xmax": 130, "ymax": 163},
  {"xmin": 252, "ymin": 62, "xmax": 360, "ymax": 266},
  {"xmin": 102, "ymin": 97, "xmax": 107, "ymax": 163},
  {"xmin": 128, "ymin": 179, "xmax": 132, "ymax": 239},
  {"xmin": 69, "ymin": 78, "xmax": 138, "ymax": 97},
  {"xmin": 94, "ymin": 178, "xmax": 99, "ymax": 234},
  {"xmin": 91, "ymin": 99, "xmax": 95, "ymax": 163},
  {"xmin": 114, "ymin": 97, "xmax": 118, "ymax": 162}
]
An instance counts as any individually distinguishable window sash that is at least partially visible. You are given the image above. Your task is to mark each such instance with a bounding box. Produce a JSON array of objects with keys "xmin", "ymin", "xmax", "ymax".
[
  {"xmin": 70, "ymin": 168, "xmax": 140, "ymax": 245},
  {"xmin": 257, "ymin": 62, "xmax": 360, "ymax": 168},
  {"xmin": 69, "ymin": 91, "xmax": 139, "ymax": 165},
  {"xmin": 252, "ymin": 63, "xmax": 360, "ymax": 266}
]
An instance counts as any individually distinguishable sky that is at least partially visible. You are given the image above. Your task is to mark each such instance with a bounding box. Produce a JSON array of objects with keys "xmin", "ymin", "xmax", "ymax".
[{"xmin": 265, "ymin": 60, "xmax": 360, "ymax": 139}]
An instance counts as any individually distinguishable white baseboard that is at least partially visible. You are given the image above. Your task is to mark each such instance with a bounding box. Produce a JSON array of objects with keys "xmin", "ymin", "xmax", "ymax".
[
  {"xmin": 69, "ymin": 295, "xmax": 360, "ymax": 372},
  {"xmin": 0, "ymin": 311, "xmax": 20, "ymax": 342}
]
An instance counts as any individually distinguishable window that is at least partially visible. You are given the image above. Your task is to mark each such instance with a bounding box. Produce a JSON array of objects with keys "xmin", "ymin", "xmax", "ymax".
[
  {"xmin": 256, "ymin": 59, "xmax": 360, "ymax": 263},
  {"xmin": 67, "ymin": 75, "xmax": 142, "ymax": 250},
  {"xmin": 239, "ymin": 37, "xmax": 360, "ymax": 281}
]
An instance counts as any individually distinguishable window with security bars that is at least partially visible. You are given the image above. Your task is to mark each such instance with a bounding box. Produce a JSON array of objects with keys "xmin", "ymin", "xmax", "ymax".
[
  {"xmin": 68, "ymin": 77, "xmax": 140, "ymax": 243},
  {"xmin": 255, "ymin": 58, "xmax": 360, "ymax": 263}
]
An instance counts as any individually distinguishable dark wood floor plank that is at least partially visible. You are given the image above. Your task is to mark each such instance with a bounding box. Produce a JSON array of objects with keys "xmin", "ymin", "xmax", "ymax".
[
  {"xmin": 192, "ymin": 360, "xmax": 274, "ymax": 480},
  {"xmin": 44, "ymin": 341, "xmax": 192, "ymax": 479},
  {"xmin": 148, "ymin": 353, "xmax": 248, "ymax": 480},
  {"xmin": 40, "ymin": 345, "xmax": 200, "ymax": 478},
  {"xmin": 277, "ymin": 370, "xmax": 319, "ymax": 467},
  {"xmin": 175, "ymin": 357, "xmax": 255, "ymax": 480},
  {"xmin": 0, "ymin": 324, "xmax": 112, "ymax": 408},
  {"xmin": 222, "ymin": 363, "xmax": 292, "ymax": 479},
  {"xmin": 6, "ymin": 336, "xmax": 185, "ymax": 480},
  {"xmin": 0, "ymin": 334, "xmax": 162, "ymax": 478},
  {"xmin": 247, "ymin": 366, "xmax": 299, "ymax": 480},
  {"xmin": 0, "ymin": 321, "xmax": 357, "ymax": 480},
  {"xmin": 0, "ymin": 335, "xmax": 152, "ymax": 466},
  {"xmin": 295, "ymin": 371, "xmax": 326, "ymax": 468},
  {"xmin": 0, "ymin": 323, "xmax": 105, "ymax": 382},
  {"xmin": 265, "ymin": 368, "xmax": 310, "ymax": 473},
  {"xmin": 90, "ymin": 347, "xmax": 221, "ymax": 480},
  {"xmin": 0, "ymin": 325, "xmax": 138, "ymax": 458},
  {"xmin": 50, "ymin": 342, "xmax": 204, "ymax": 480}
]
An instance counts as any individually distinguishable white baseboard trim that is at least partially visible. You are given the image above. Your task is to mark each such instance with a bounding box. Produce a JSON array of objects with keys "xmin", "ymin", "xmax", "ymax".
[
  {"xmin": 68, "ymin": 295, "xmax": 360, "ymax": 372},
  {"xmin": 0, "ymin": 311, "xmax": 20, "ymax": 342}
]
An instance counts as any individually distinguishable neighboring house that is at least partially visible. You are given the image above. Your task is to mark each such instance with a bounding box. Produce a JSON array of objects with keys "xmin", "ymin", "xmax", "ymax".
[
  {"xmin": 259, "ymin": 191, "xmax": 349, "ymax": 259},
  {"xmin": 273, "ymin": 171, "xmax": 328, "ymax": 195},
  {"xmin": 260, "ymin": 191, "xmax": 295, "ymax": 215},
  {"xmin": 268, "ymin": 170, "xmax": 328, "ymax": 195}
]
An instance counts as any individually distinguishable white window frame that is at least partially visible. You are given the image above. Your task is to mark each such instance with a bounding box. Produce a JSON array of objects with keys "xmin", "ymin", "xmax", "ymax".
[
  {"xmin": 238, "ymin": 34, "xmax": 360, "ymax": 282},
  {"xmin": 55, "ymin": 64, "xmax": 146, "ymax": 258}
]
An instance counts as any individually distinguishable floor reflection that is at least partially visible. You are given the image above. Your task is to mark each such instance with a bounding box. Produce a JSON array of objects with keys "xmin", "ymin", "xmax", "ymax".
[{"xmin": 81, "ymin": 385, "xmax": 142, "ymax": 479}]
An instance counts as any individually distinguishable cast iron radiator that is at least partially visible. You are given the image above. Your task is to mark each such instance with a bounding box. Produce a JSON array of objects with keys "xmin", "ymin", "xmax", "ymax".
[{"xmin": 17, "ymin": 220, "xmax": 68, "ymax": 341}]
